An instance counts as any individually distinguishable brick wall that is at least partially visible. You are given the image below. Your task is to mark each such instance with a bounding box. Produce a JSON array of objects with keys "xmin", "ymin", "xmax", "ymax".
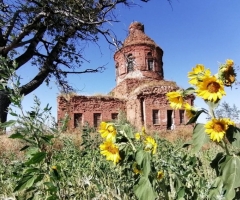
[{"xmin": 57, "ymin": 95, "xmax": 126, "ymax": 129}]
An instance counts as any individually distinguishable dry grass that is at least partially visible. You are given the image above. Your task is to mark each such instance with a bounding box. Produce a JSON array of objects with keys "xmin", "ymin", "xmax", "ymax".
[
  {"xmin": 157, "ymin": 126, "xmax": 194, "ymax": 143},
  {"xmin": 0, "ymin": 132, "xmax": 83, "ymax": 163},
  {"xmin": 0, "ymin": 125, "xmax": 194, "ymax": 161},
  {"xmin": 0, "ymin": 134, "xmax": 25, "ymax": 161}
]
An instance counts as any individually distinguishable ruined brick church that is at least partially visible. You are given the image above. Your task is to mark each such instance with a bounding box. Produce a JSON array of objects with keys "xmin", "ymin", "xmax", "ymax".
[{"xmin": 57, "ymin": 22, "xmax": 194, "ymax": 131}]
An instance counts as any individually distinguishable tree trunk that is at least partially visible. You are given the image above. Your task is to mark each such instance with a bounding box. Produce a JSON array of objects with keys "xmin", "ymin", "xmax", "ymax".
[{"xmin": 0, "ymin": 90, "xmax": 11, "ymax": 123}]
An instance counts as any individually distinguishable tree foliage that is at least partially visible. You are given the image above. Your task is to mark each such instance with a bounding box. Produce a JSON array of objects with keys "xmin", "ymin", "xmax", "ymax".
[
  {"xmin": 215, "ymin": 101, "xmax": 240, "ymax": 123},
  {"xmin": 0, "ymin": 0, "xmax": 150, "ymax": 92}
]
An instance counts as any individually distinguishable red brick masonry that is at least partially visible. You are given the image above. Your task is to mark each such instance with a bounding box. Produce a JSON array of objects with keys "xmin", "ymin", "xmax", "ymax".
[{"xmin": 57, "ymin": 22, "xmax": 194, "ymax": 131}]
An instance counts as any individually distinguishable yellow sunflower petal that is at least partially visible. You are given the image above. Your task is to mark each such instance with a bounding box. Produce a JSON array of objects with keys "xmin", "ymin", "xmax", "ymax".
[
  {"xmin": 166, "ymin": 91, "xmax": 184, "ymax": 109},
  {"xmin": 100, "ymin": 141, "xmax": 121, "ymax": 164},
  {"xmin": 144, "ymin": 136, "xmax": 157, "ymax": 154},
  {"xmin": 204, "ymin": 118, "xmax": 230, "ymax": 142},
  {"xmin": 196, "ymin": 76, "xmax": 226, "ymax": 102}
]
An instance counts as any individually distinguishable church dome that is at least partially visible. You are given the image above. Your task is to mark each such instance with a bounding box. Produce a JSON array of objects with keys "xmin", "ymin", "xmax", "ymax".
[{"xmin": 123, "ymin": 22, "xmax": 157, "ymax": 47}]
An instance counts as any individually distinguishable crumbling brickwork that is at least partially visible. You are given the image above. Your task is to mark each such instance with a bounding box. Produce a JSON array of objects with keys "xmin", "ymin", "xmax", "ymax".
[
  {"xmin": 57, "ymin": 22, "xmax": 194, "ymax": 132},
  {"xmin": 58, "ymin": 95, "xmax": 126, "ymax": 129}
]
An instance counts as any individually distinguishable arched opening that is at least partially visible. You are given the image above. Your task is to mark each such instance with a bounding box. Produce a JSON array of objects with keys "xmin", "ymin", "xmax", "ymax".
[
  {"xmin": 146, "ymin": 52, "xmax": 154, "ymax": 71},
  {"xmin": 126, "ymin": 54, "xmax": 134, "ymax": 72}
]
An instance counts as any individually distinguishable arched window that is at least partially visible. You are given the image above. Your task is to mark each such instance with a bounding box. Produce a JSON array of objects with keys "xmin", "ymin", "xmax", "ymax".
[
  {"xmin": 115, "ymin": 62, "xmax": 119, "ymax": 77},
  {"xmin": 146, "ymin": 52, "xmax": 154, "ymax": 71},
  {"xmin": 126, "ymin": 54, "xmax": 134, "ymax": 72}
]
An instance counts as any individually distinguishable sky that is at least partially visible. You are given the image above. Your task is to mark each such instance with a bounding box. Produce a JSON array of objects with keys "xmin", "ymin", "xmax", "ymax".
[{"xmin": 11, "ymin": 0, "xmax": 240, "ymax": 123}]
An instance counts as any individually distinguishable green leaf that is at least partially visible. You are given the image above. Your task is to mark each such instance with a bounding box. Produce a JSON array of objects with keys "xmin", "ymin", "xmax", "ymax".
[
  {"xmin": 44, "ymin": 182, "xmax": 57, "ymax": 193},
  {"xmin": 34, "ymin": 174, "xmax": 45, "ymax": 184},
  {"xmin": 177, "ymin": 187, "xmax": 185, "ymax": 200},
  {"xmin": 9, "ymin": 132, "xmax": 24, "ymax": 139},
  {"xmin": 142, "ymin": 152, "xmax": 151, "ymax": 177},
  {"xmin": 27, "ymin": 111, "xmax": 37, "ymax": 118},
  {"xmin": 133, "ymin": 176, "xmax": 157, "ymax": 200},
  {"xmin": 25, "ymin": 168, "xmax": 40, "ymax": 174},
  {"xmin": 40, "ymin": 135, "xmax": 54, "ymax": 144},
  {"xmin": 1, "ymin": 120, "xmax": 16, "ymax": 128},
  {"xmin": 182, "ymin": 141, "xmax": 192, "ymax": 148},
  {"xmin": 20, "ymin": 145, "xmax": 30, "ymax": 151},
  {"xmin": 210, "ymin": 153, "xmax": 225, "ymax": 176},
  {"xmin": 51, "ymin": 169, "xmax": 61, "ymax": 181},
  {"xmin": 47, "ymin": 195, "xmax": 58, "ymax": 200},
  {"xmin": 220, "ymin": 154, "xmax": 240, "ymax": 199},
  {"xmin": 208, "ymin": 177, "xmax": 224, "ymax": 199},
  {"xmin": 25, "ymin": 152, "xmax": 46, "ymax": 165},
  {"xmin": 183, "ymin": 87, "xmax": 195, "ymax": 95},
  {"xmin": 136, "ymin": 150, "xmax": 151, "ymax": 177},
  {"xmin": 9, "ymin": 112, "xmax": 18, "ymax": 117},
  {"xmin": 226, "ymin": 125, "xmax": 240, "ymax": 148},
  {"xmin": 25, "ymin": 147, "xmax": 39, "ymax": 157},
  {"xmin": 14, "ymin": 175, "xmax": 37, "ymax": 192},
  {"xmin": 44, "ymin": 103, "xmax": 52, "ymax": 111},
  {"xmin": 186, "ymin": 110, "xmax": 205, "ymax": 125},
  {"xmin": 50, "ymin": 127, "xmax": 58, "ymax": 133},
  {"xmin": 205, "ymin": 100, "xmax": 220, "ymax": 110},
  {"xmin": 136, "ymin": 150, "xmax": 145, "ymax": 165},
  {"xmin": 191, "ymin": 123, "xmax": 210, "ymax": 154}
]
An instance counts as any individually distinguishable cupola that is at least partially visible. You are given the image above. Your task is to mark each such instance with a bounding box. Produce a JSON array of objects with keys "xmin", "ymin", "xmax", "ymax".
[{"xmin": 114, "ymin": 22, "xmax": 164, "ymax": 85}]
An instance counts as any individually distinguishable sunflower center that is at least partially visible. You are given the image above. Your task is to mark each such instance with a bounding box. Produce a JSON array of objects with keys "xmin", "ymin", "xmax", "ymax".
[
  {"xmin": 107, "ymin": 146, "xmax": 117, "ymax": 154},
  {"xmin": 213, "ymin": 123, "xmax": 224, "ymax": 132},
  {"xmin": 207, "ymin": 82, "xmax": 220, "ymax": 93}
]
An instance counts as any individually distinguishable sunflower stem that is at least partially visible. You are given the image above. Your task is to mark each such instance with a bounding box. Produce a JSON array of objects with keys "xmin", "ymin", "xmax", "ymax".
[
  {"xmin": 217, "ymin": 142, "xmax": 225, "ymax": 150},
  {"xmin": 121, "ymin": 130, "xmax": 137, "ymax": 152},
  {"xmin": 221, "ymin": 139, "xmax": 230, "ymax": 155},
  {"xmin": 223, "ymin": 139, "xmax": 231, "ymax": 155},
  {"xmin": 209, "ymin": 108, "xmax": 216, "ymax": 119}
]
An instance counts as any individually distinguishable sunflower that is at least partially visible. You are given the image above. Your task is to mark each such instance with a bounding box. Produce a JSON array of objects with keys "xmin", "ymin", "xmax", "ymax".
[
  {"xmin": 142, "ymin": 126, "xmax": 146, "ymax": 135},
  {"xmin": 157, "ymin": 170, "xmax": 164, "ymax": 180},
  {"xmin": 205, "ymin": 118, "xmax": 230, "ymax": 142},
  {"xmin": 98, "ymin": 121, "xmax": 117, "ymax": 142},
  {"xmin": 133, "ymin": 162, "xmax": 142, "ymax": 175},
  {"xmin": 188, "ymin": 64, "xmax": 211, "ymax": 85},
  {"xmin": 225, "ymin": 118, "xmax": 235, "ymax": 126},
  {"xmin": 51, "ymin": 166, "xmax": 57, "ymax": 171},
  {"xmin": 144, "ymin": 136, "xmax": 157, "ymax": 154},
  {"xmin": 135, "ymin": 132, "xmax": 141, "ymax": 140},
  {"xmin": 196, "ymin": 76, "xmax": 226, "ymax": 102},
  {"xmin": 100, "ymin": 141, "xmax": 121, "ymax": 164},
  {"xmin": 220, "ymin": 65, "xmax": 236, "ymax": 87},
  {"xmin": 226, "ymin": 59, "xmax": 234, "ymax": 67},
  {"xmin": 184, "ymin": 103, "xmax": 197, "ymax": 119},
  {"xmin": 166, "ymin": 90, "xmax": 184, "ymax": 109},
  {"xmin": 218, "ymin": 59, "xmax": 236, "ymax": 87}
]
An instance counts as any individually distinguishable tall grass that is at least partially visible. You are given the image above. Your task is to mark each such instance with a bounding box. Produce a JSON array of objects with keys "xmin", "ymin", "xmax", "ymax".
[{"xmin": 0, "ymin": 122, "xmax": 217, "ymax": 200}]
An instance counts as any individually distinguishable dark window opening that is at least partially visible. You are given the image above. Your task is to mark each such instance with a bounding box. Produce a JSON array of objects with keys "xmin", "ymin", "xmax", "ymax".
[
  {"xmin": 74, "ymin": 113, "xmax": 82, "ymax": 128},
  {"xmin": 167, "ymin": 110, "xmax": 173, "ymax": 129},
  {"xmin": 94, "ymin": 113, "xmax": 101, "ymax": 127},
  {"xmin": 152, "ymin": 110, "xmax": 160, "ymax": 125},
  {"xmin": 191, "ymin": 99, "xmax": 194, "ymax": 106},
  {"xmin": 148, "ymin": 59, "xmax": 154, "ymax": 70},
  {"xmin": 111, "ymin": 113, "xmax": 118, "ymax": 120},
  {"xmin": 127, "ymin": 54, "xmax": 134, "ymax": 72},
  {"xmin": 179, "ymin": 110, "xmax": 185, "ymax": 124},
  {"xmin": 147, "ymin": 52, "xmax": 152, "ymax": 56},
  {"xmin": 115, "ymin": 63, "xmax": 119, "ymax": 77},
  {"xmin": 146, "ymin": 52, "xmax": 154, "ymax": 71},
  {"xmin": 140, "ymin": 98, "xmax": 145, "ymax": 124}
]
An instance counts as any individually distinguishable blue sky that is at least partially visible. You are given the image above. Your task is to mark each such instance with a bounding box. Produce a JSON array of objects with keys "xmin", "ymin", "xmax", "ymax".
[{"xmin": 12, "ymin": 0, "xmax": 240, "ymax": 123}]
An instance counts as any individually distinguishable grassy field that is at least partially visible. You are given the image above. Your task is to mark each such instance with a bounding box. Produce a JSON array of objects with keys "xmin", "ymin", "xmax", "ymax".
[{"xmin": 0, "ymin": 123, "xmax": 222, "ymax": 200}]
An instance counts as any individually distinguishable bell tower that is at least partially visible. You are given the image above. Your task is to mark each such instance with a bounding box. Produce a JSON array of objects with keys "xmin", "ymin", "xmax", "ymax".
[{"xmin": 114, "ymin": 22, "xmax": 164, "ymax": 85}]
